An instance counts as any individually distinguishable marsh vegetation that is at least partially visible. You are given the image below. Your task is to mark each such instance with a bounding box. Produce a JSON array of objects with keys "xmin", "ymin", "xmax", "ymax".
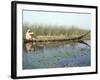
[{"xmin": 23, "ymin": 24, "xmax": 90, "ymax": 40}]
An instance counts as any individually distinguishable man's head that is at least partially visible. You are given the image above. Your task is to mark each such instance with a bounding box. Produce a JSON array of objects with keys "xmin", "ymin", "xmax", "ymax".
[{"xmin": 27, "ymin": 29, "xmax": 31, "ymax": 32}]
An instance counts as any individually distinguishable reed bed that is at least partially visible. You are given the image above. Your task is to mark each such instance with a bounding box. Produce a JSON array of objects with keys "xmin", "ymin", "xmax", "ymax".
[{"xmin": 23, "ymin": 24, "xmax": 90, "ymax": 40}]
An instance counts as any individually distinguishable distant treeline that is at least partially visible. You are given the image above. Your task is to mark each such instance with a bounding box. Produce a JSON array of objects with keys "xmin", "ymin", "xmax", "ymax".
[{"xmin": 23, "ymin": 24, "xmax": 90, "ymax": 40}]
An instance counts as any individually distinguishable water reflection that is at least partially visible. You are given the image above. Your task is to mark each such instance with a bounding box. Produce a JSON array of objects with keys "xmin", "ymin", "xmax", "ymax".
[
  {"xmin": 25, "ymin": 42, "xmax": 45, "ymax": 53},
  {"xmin": 25, "ymin": 42, "xmax": 33, "ymax": 53},
  {"xmin": 78, "ymin": 40, "xmax": 90, "ymax": 47},
  {"xmin": 24, "ymin": 40, "xmax": 90, "ymax": 53}
]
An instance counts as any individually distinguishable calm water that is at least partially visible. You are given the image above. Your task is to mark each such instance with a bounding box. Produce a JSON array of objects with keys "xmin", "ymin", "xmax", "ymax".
[{"xmin": 23, "ymin": 40, "xmax": 91, "ymax": 69}]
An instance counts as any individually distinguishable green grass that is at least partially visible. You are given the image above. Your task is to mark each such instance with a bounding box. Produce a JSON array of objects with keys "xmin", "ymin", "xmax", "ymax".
[{"xmin": 23, "ymin": 24, "xmax": 90, "ymax": 39}]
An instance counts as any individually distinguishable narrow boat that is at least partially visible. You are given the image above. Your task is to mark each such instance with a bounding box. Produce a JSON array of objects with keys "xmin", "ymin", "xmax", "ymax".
[{"xmin": 24, "ymin": 32, "xmax": 90, "ymax": 43}]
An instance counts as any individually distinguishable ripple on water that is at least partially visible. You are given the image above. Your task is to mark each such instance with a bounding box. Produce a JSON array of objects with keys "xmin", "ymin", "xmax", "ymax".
[{"xmin": 23, "ymin": 40, "xmax": 91, "ymax": 69}]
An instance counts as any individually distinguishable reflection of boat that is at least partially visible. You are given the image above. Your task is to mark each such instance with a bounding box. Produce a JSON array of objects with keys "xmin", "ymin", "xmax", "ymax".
[
  {"xmin": 24, "ymin": 39, "xmax": 90, "ymax": 54},
  {"xmin": 24, "ymin": 32, "xmax": 90, "ymax": 43},
  {"xmin": 78, "ymin": 40, "xmax": 90, "ymax": 47}
]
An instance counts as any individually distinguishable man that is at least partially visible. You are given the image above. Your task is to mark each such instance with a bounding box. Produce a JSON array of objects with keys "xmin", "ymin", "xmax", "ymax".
[{"xmin": 25, "ymin": 29, "xmax": 33, "ymax": 40}]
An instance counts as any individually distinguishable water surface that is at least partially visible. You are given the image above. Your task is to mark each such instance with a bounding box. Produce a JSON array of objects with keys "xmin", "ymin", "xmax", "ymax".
[{"xmin": 23, "ymin": 40, "xmax": 91, "ymax": 69}]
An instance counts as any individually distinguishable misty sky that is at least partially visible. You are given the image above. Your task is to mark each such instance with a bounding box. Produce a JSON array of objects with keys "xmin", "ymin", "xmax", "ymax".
[{"xmin": 23, "ymin": 10, "xmax": 91, "ymax": 30}]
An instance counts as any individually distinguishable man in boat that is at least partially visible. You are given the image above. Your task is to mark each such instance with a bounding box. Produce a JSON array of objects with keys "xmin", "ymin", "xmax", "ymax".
[{"xmin": 25, "ymin": 29, "xmax": 35, "ymax": 40}]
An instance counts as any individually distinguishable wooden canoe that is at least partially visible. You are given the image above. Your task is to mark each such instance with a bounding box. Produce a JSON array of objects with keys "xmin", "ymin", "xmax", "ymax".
[{"xmin": 24, "ymin": 32, "xmax": 90, "ymax": 43}]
